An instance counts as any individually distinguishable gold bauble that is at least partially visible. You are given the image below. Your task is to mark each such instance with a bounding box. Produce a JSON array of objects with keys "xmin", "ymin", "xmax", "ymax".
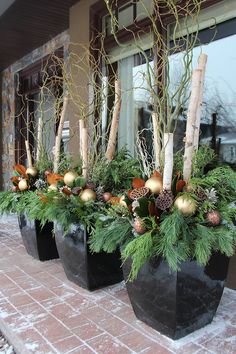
[
  {"xmin": 48, "ymin": 184, "xmax": 58, "ymax": 192},
  {"xmin": 18, "ymin": 179, "xmax": 28, "ymax": 191},
  {"xmin": 64, "ymin": 171, "xmax": 79, "ymax": 186},
  {"xmin": 145, "ymin": 177, "xmax": 163, "ymax": 194},
  {"xmin": 26, "ymin": 167, "xmax": 38, "ymax": 177},
  {"xmin": 80, "ymin": 189, "xmax": 96, "ymax": 202},
  {"xmin": 119, "ymin": 195, "xmax": 128, "ymax": 207},
  {"xmin": 174, "ymin": 196, "xmax": 197, "ymax": 215}
]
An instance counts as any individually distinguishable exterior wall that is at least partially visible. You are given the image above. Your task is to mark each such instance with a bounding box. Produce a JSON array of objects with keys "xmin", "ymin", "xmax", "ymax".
[
  {"xmin": 68, "ymin": 0, "xmax": 98, "ymax": 155},
  {"xmin": 1, "ymin": 31, "xmax": 70, "ymax": 190}
]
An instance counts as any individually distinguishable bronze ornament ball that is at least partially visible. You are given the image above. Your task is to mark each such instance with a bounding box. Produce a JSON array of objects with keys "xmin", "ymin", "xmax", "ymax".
[
  {"xmin": 133, "ymin": 218, "xmax": 146, "ymax": 234},
  {"xmin": 80, "ymin": 189, "xmax": 97, "ymax": 202},
  {"xmin": 206, "ymin": 210, "xmax": 221, "ymax": 226},
  {"xmin": 174, "ymin": 195, "xmax": 197, "ymax": 215},
  {"xmin": 64, "ymin": 171, "xmax": 79, "ymax": 186},
  {"xmin": 26, "ymin": 167, "xmax": 38, "ymax": 177},
  {"xmin": 103, "ymin": 192, "xmax": 113, "ymax": 202},
  {"xmin": 145, "ymin": 177, "xmax": 163, "ymax": 194}
]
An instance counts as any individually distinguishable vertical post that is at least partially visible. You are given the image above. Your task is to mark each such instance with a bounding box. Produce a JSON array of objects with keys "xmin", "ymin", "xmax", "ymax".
[
  {"xmin": 105, "ymin": 79, "xmax": 121, "ymax": 161},
  {"xmin": 163, "ymin": 133, "xmax": 173, "ymax": 191},
  {"xmin": 193, "ymin": 53, "xmax": 208, "ymax": 151},
  {"xmin": 183, "ymin": 69, "xmax": 202, "ymax": 182},
  {"xmin": 54, "ymin": 96, "xmax": 69, "ymax": 172}
]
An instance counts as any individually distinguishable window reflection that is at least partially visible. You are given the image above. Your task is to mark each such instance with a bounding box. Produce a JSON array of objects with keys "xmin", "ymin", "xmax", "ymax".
[{"xmin": 118, "ymin": 26, "xmax": 236, "ymax": 169}]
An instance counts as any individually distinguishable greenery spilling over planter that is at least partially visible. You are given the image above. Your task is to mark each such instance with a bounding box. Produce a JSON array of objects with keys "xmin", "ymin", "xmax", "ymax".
[
  {"xmin": 89, "ymin": 146, "xmax": 236, "ymax": 281},
  {"xmin": 0, "ymin": 149, "xmax": 141, "ymax": 234}
]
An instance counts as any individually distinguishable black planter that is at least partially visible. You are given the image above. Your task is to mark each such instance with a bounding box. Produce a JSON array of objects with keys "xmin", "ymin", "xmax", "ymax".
[
  {"xmin": 18, "ymin": 214, "xmax": 59, "ymax": 261},
  {"xmin": 123, "ymin": 253, "xmax": 229, "ymax": 340},
  {"xmin": 54, "ymin": 223, "xmax": 123, "ymax": 291}
]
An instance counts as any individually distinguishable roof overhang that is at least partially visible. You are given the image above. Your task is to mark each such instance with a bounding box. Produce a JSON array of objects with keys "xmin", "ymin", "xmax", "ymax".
[{"xmin": 0, "ymin": 0, "xmax": 79, "ymax": 72}]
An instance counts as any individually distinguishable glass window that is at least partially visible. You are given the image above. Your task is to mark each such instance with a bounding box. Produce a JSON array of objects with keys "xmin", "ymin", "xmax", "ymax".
[{"xmin": 118, "ymin": 3, "xmax": 134, "ymax": 30}]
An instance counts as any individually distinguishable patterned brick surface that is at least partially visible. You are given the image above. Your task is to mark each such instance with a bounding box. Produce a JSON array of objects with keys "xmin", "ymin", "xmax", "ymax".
[{"xmin": 0, "ymin": 215, "xmax": 236, "ymax": 353}]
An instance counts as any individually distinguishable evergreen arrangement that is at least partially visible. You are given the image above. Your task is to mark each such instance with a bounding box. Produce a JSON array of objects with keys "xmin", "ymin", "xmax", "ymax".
[{"xmin": 90, "ymin": 147, "xmax": 236, "ymax": 281}]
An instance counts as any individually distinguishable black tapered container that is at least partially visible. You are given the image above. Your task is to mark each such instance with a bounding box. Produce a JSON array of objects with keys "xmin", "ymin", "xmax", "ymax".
[
  {"xmin": 123, "ymin": 253, "xmax": 229, "ymax": 340},
  {"xmin": 54, "ymin": 223, "xmax": 123, "ymax": 291},
  {"xmin": 18, "ymin": 214, "xmax": 59, "ymax": 261}
]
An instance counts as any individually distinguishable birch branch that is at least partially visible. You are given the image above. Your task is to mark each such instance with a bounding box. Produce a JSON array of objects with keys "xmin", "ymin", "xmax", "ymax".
[
  {"xmin": 193, "ymin": 54, "xmax": 208, "ymax": 151},
  {"xmin": 79, "ymin": 119, "xmax": 85, "ymax": 158},
  {"xmin": 152, "ymin": 112, "xmax": 161, "ymax": 171},
  {"xmin": 183, "ymin": 69, "xmax": 203, "ymax": 182},
  {"xmin": 105, "ymin": 79, "xmax": 121, "ymax": 161},
  {"xmin": 82, "ymin": 127, "xmax": 88, "ymax": 178},
  {"xmin": 163, "ymin": 133, "xmax": 174, "ymax": 191},
  {"xmin": 25, "ymin": 140, "xmax": 33, "ymax": 168},
  {"xmin": 54, "ymin": 96, "xmax": 69, "ymax": 172},
  {"xmin": 36, "ymin": 115, "xmax": 43, "ymax": 161}
]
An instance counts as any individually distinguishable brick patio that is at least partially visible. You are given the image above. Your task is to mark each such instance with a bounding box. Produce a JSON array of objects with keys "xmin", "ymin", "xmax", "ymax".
[{"xmin": 0, "ymin": 215, "xmax": 236, "ymax": 354}]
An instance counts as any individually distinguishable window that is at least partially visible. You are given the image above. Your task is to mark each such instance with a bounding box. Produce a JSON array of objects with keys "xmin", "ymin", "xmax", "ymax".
[{"xmin": 101, "ymin": 0, "xmax": 236, "ymax": 169}]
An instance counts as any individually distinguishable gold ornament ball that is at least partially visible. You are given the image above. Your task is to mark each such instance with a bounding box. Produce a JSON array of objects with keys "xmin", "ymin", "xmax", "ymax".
[
  {"xmin": 80, "ymin": 189, "xmax": 96, "ymax": 202},
  {"xmin": 133, "ymin": 218, "xmax": 146, "ymax": 234},
  {"xmin": 64, "ymin": 171, "xmax": 79, "ymax": 186},
  {"xmin": 145, "ymin": 177, "xmax": 163, "ymax": 194},
  {"xmin": 174, "ymin": 196, "xmax": 197, "ymax": 215},
  {"xmin": 119, "ymin": 196, "xmax": 128, "ymax": 207},
  {"xmin": 26, "ymin": 167, "xmax": 38, "ymax": 177},
  {"xmin": 18, "ymin": 179, "xmax": 28, "ymax": 191},
  {"xmin": 48, "ymin": 184, "xmax": 58, "ymax": 192},
  {"xmin": 206, "ymin": 210, "xmax": 221, "ymax": 226}
]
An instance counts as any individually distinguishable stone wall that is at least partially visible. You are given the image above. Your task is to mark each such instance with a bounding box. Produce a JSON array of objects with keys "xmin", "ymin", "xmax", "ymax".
[{"xmin": 1, "ymin": 31, "xmax": 70, "ymax": 189}]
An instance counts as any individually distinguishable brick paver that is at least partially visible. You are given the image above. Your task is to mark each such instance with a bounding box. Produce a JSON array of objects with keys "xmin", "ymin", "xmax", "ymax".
[{"xmin": 0, "ymin": 215, "xmax": 236, "ymax": 353}]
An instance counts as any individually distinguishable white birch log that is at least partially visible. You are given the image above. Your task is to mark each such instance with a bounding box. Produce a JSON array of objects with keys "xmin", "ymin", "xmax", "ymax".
[
  {"xmin": 36, "ymin": 115, "xmax": 43, "ymax": 161},
  {"xmin": 152, "ymin": 112, "xmax": 161, "ymax": 171},
  {"xmin": 193, "ymin": 54, "xmax": 208, "ymax": 151},
  {"xmin": 53, "ymin": 96, "xmax": 69, "ymax": 172},
  {"xmin": 183, "ymin": 69, "xmax": 203, "ymax": 182},
  {"xmin": 25, "ymin": 140, "xmax": 33, "ymax": 168},
  {"xmin": 79, "ymin": 119, "xmax": 85, "ymax": 158},
  {"xmin": 82, "ymin": 127, "xmax": 88, "ymax": 178},
  {"xmin": 105, "ymin": 79, "xmax": 121, "ymax": 161},
  {"xmin": 163, "ymin": 133, "xmax": 174, "ymax": 191}
]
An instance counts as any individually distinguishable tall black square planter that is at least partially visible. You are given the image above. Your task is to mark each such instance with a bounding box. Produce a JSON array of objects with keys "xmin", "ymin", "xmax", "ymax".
[
  {"xmin": 54, "ymin": 223, "xmax": 123, "ymax": 291},
  {"xmin": 123, "ymin": 253, "xmax": 229, "ymax": 339},
  {"xmin": 18, "ymin": 214, "xmax": 59, "ymax": 261}
]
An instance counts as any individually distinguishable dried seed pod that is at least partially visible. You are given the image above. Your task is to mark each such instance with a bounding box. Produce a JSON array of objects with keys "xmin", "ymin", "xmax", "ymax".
[{"xmin": 129, "ymin": 187, "xmax": 150, "ymax": 200}]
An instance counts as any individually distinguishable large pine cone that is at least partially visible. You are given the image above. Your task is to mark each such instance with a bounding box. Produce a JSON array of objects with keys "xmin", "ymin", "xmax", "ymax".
[
  {"xmin": 195, "ymin": 187, "xmax": 207, "ymax": 201},
  {"xmin": 155, "ymin": 190, "xmax": 174, "ymax": 211},
  {"xmin": 95, "ymin": 186, "xmax": 105, "ymax": 202}
]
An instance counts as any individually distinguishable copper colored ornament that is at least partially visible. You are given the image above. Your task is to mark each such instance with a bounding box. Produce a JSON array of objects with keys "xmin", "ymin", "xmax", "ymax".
[
  {"xmin": 133, "ymin": 218, "xmax": 146, "ymax": 234},
  {"xmin": 18, "ymin": 179, "xmax": 28, "ymax": 191},
  {"xmin": 103, "ymin": 192, "xmax": 113, "ymax": 202},
  {"xmin": 129, "ymin": 187, "xmax": 150, "ymax": 200},
  {"xmin": 26, "ymin": 167, "xmax": 38, "ymax": 177},
  {"xmin": 174, "ymin": 195, "xmax": 197, "ymax": 215},
  {"xmin": 44, "ymin": 170, "xmax": 51, "ymax": 176},
  {"xmin": 206, "ymin": 210, "xmax": 221, "ymax": 226},
  {"xmin": 145, "ymin": 177, "xmax": 163, "ymax": 194},
  {"xmin": 80, "ymin": 189, "xmax": 96, "ymax": 202},
  {"xmin": 12, "ymin": 186, "xmax": 18, "ymax": 192},
  {"xmin": 64, "ymin": 171, "xmax": 79, "ymax": 186}
]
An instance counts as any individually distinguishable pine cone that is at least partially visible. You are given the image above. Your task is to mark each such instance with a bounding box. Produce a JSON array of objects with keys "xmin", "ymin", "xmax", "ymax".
[
  {"xmin": 95, "ymin": 186, "xmax": 104, "ymax": 202},
  {"xmin": 86, "ymin": 182, "xmax": 96, "ymax": 190},
  {"xmin": 155, "ymin": 190, "xmax": 174, "ymax": 211},
  {"xmin": 195, "ymin": 187, "xmax": 207, "ymax": 201},
  {"xmin": 205, "ymin": 188, "xmax": 218, "ymax": 203}
]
